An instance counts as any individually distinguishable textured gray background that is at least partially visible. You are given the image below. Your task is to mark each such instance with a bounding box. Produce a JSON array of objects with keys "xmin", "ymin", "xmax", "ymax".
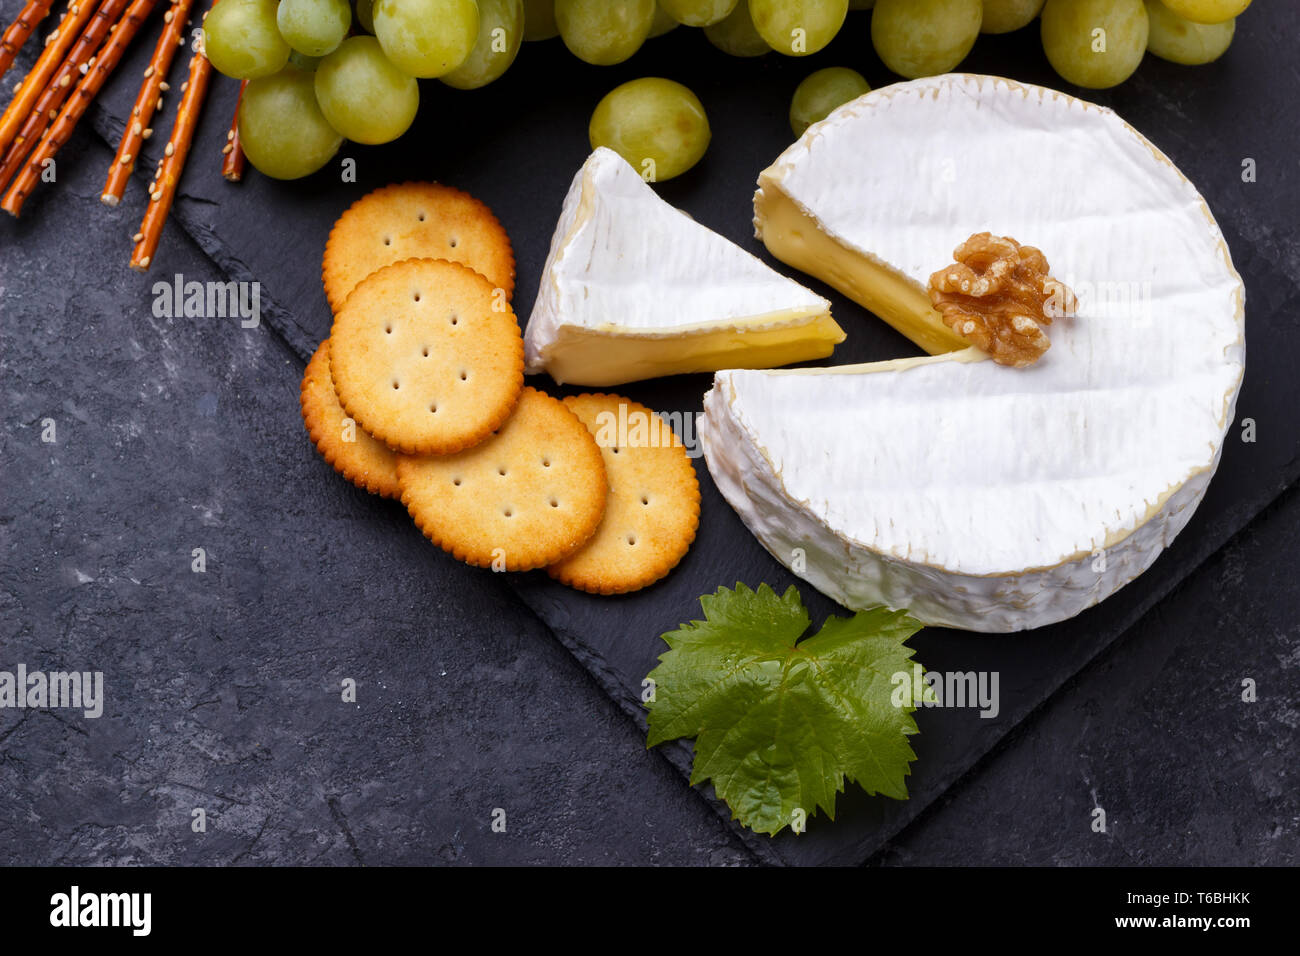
[{"xmin": 0, "ymin": 2, "xmax": 1296, "ymax": 865}]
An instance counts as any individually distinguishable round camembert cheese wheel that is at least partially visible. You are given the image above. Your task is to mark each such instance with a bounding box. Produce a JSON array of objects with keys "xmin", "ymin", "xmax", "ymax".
[{"xmin": 699, "ymin": 75, "xmax": 1245, "ymax": 633}]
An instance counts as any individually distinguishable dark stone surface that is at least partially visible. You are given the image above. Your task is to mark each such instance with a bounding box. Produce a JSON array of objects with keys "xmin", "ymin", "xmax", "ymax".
[
  {"xmin": 0, "ymin": 2, "xmax": 1296, "ymax": 866},
  {"xmin": 879, "ymin": 483, "xmax": 1300, "ymax": 867},
  {"xmin": 0, "ymin": 124, "xmax": 749, "ymax": 866}
]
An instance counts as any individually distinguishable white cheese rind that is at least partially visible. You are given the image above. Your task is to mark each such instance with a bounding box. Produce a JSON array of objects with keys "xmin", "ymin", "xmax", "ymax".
[
  {"xmin": 702, "ymin": 75, "xmax": 1245, "ymax": 633},
  {"xmin": 701, "ymin": 368, "xmax": 1220, "ymax": 632},
  {"xmin": 523, "ymin": 147, "xmax": 836, "ymax": 385}
]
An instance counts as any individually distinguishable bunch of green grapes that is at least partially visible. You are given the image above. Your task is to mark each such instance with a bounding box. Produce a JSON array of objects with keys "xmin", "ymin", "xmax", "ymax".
[
  {"xmin": 204, "ymin": 0, "xmax": 1252, "ymax": 181},
  {"xmin": 204, "ymin": 0, "xmax": 524, "ymax": 179},
  {"xmin": 863, "ymin": 0, "xmax": 1246, "ymax": 89},
  {"xmin": 1038, "ymin": 0, "xmax": 1243, "ymax": 86}
]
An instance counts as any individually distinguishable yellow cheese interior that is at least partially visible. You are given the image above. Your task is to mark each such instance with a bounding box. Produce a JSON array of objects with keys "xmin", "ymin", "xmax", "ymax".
[
  {"xmin": 754, "ymin": 181, "xmax": 971, "ymax": 355},
  {"xmin": 540, "ymin": 313, "xmax": 845, "ymax": 387}
]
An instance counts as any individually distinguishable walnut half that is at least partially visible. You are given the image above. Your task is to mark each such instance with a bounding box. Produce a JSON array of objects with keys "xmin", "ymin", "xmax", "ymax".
[{"xmin": 928, "ymin": 233, "xmax": 1077, "ymax": 368}]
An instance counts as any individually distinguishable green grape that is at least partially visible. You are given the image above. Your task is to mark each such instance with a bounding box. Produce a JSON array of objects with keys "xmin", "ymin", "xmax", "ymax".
[
  {"xmin": 277, "ymin": 0, "xmax": 351, "ymax": 57},
  {"xmin": 238, "ymin": 68, "xmax": 342, "ymax": 179},
  {"xmin": 289, "ymin": 50, "xmax": 323, "ymax": 70},
  {"xmin": 589, "ymin": 77, "xmax": 709, "ymax": 181},
  {"xmin": 1144, "ymin": 0, "xmax": 1233, "ymax": 63},
  {"xmin": 1041, "ymin": 0, "xmax": 1147, "ymax": 88},
  {"xmin": 648, "ymin": 2, "xmax": 679, "ymax": 36},
  {"xmin": 749, "ymin": 0, "xmax": 848, "ymax": 56},
  {"xmin": 659, "ymin": 0, "xmax": 737, "ymax": 28},
  {"xmin": 704, "ymin": 2, "xmax": 771, "ymax": 56},
  {"xmin": 355, "ymin": 0, "xmax": 375, "ymax": 32},
  {"xmin": 373, "ymin": 0, "xmax": 480, "ymax": 77},
  {"xmin": 523, "ymin": 0, "xmax": 559, "ymax": 39},
  {"xmin": 555, "ymin": 0, "xmax": 656, "ymax": 65},
  {"xmin": 789, "ymin": 66, "xmax": 869, "ymax": 136},
  {"xmin": 442, "ymin": 0, "xmax": 523, "ymax": 88},
  {"xmin": 1159, "ymin": 0, "xmax": 1249, "ymax": 24},
  {"xmin": 202, "ymin": 0, "xmax": 291, "ymax": 80},
  {"xmin": 981, "ymin": 0, "xmax": 1043, "ymax": 34},
  {"xmin": 871, "ymin": 0, "xmax": 982, "ymax": 77},
  {"xmin": 315, "ymin": 36, "xmax": 419, "ymax": 144}
]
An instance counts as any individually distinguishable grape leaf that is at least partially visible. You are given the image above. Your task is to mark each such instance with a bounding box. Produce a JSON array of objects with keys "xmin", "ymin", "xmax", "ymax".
[{"xmin": 646, "ymin": 583, "xmax": 926, "ymax": 836}]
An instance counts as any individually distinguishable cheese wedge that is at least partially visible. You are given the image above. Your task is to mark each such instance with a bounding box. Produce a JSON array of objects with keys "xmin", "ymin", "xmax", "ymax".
[
  {"xmin": 701, "ymin": 75, "xmax": 1245, "ymax": 632},
  {"xmin": 523, "ymin": 148, "xmax": 843, "ymax": 386}
]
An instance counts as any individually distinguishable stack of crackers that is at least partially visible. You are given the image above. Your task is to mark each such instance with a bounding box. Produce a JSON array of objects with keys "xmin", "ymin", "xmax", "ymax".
[{"xmin": 301, "ymin": 183, "xmax": 700, "ymax": 594}]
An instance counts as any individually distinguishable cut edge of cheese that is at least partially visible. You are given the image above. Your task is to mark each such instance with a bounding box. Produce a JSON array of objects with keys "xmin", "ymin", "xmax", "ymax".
[
  {"xmin": 524, "ymin": 147, "xmax": 844, "ymax": 387},
  {"xmin": 754, "ymin": 182, "xmax": 970, "ymax": 355},
  {"xmin": 532, "ymin": 312, "xmax": 845, "ymax": 388}
]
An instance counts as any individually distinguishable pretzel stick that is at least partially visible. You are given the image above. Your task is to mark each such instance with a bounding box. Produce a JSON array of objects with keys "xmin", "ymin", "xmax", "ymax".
[
  {"xmin": 219, "ymin": 77, "xmax": 243, "ymax": 181},
  {"xmin": 0, "ymin": 0, "xmax": 96, "ymax": 155},
  {"xmin": 129, "ymin": 21, "xmax": 209, "ymax": 271},
  {"xmin": 0, "ymin": 0, "xmax": 54, "ymax": 80},
  {"xmin": 2, "ymin": 0, "xmax": 157, "ymax": 216},
  {"xmin": 100, "ymin": 0, "xmax": 191, "ymax": 205},
  {"xmin": 0, "ymin": 0, "xmax": 130, "ymax": 188}
]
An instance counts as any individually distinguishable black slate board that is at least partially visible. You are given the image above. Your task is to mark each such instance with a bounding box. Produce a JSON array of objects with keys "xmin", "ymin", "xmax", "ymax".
[{"xmin": 61, "ymin": 5, "xmax": 1300, "ymax": 865}]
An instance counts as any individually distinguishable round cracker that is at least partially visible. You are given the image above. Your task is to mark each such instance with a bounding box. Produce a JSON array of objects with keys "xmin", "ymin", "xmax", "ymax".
[
  {"xmin": 329, "ymin": 258, "xmax": 524, "ymax": 456},
  {"xmin": 548, "ymin": 394, "xmax": 700, "ymax": 595},
  {"xmin": 323, "ymin": 182, "xmax": 516, "ymax": 313},
  {"xmin": 397, "ymin": 387, "xmax": 607, "ymax": 571},
  {"xmin": 300, "ymin": 338, "xmax": 402, "ymax": 498}
]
